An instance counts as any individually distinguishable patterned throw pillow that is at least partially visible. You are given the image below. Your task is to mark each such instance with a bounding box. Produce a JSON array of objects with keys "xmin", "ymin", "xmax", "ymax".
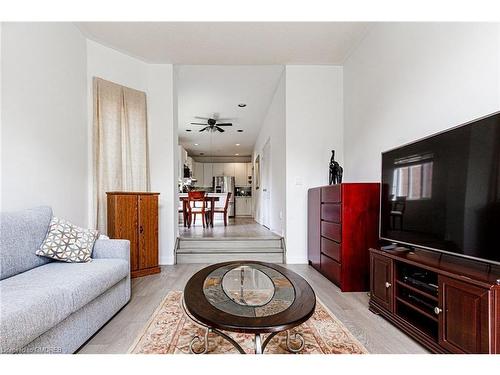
[{"xmin": 36, "ymin": 217, "xmax": 99, "ymax": 263}]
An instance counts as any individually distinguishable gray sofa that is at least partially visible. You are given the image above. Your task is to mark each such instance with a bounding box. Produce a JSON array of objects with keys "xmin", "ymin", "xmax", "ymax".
[{"xmin": 0, "ymin": 206, "xmax": 131, "ymax": 354}]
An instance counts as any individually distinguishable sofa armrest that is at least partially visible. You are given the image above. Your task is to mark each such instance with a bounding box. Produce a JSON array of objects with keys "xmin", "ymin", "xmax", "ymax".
[{"xmin": 92, "ymin": 239, "xmax": 130, "ymax": 264}]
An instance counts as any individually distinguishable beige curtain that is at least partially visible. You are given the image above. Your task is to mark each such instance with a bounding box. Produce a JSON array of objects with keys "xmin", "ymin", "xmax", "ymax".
[{"xmin": 93, "ymin": 77, "xmax": 150, "ymax": 233}]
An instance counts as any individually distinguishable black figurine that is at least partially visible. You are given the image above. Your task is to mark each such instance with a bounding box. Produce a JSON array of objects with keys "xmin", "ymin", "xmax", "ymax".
[{"xmin": 329, "ymin": 150, "xmax": 343, "ymax": 185}]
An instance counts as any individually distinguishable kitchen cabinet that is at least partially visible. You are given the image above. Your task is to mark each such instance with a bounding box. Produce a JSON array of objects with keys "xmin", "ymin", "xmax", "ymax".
[
  {"xmin": 212, "ymin": 163, "xmax": 224, "ymax": 177},
  {"xmin": 203, "ymin": 163, "xmax": 213, "ymax": 187},
  {"xmin": 234, "ymin": 163, "xmax": 247, "ymax": 186},
  {"xmin": 236, "ymin": 197, "xmax": 252, "ymax": 216},
  {"xmin": 223, "ymin": 162, "xmax": 235, "ymax": 176},
  {"xmin": 192, "ymin": 162, "xmax": 204, "ymax": 186},
  {"xmin": 247, "ymin": 163, "xmax": 253, "ymax": 186},
  {"xmin": 178, "ymin": 145, "xmax": 188, "ymax": 179}
]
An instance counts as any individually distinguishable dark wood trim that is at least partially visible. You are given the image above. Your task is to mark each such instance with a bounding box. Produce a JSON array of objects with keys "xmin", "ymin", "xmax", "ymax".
[
  {"xmin": 184, "ymin": 261, "xmax": 316, "ymax": 334},
  {"xmin": 131, "ymin": 266, "xmax": 161, "ymax": 278}
]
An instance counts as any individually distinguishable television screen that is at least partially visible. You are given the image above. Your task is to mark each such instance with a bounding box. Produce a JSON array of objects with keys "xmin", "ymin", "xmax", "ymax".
[{"xmin": 381, "ymin": 112, "xmax": 500, "ymax": 264}]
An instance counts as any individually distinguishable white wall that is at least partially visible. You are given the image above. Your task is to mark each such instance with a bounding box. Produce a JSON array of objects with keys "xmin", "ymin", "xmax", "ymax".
[
  {"xmin": 285, "ymin": 66, "xmax": 344, "ymax": 263},
  {"xmin": 344, "ymin": 23, "xmax": 500, "ymax": 182},
  {"xmin": 86, "ymin": 41, "xmax": 177, "ymax": 264},
  {"xmin": 1, "ymin": 23, "xmax": 88, "ymax": 225},
  {"xmin": 253, "ymin": 70, "xmax": 286, "ymax": 236}
]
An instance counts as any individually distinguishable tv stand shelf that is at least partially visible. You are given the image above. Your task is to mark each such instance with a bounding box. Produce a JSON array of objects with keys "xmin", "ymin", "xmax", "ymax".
[{"xmin": 369, "ymin": 247, "xmax": 500, "ymax": 354}]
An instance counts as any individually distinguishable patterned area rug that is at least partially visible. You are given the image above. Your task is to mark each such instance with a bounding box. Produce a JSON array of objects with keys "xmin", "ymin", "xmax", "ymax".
[{"xmin": 128, "ymin": 291, "xmax": 368, "ymax": 354}]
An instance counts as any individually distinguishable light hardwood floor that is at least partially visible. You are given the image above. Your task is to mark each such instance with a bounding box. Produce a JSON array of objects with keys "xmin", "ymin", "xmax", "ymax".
[{"xmin": 77, "ymin": 264, "xmax": 427, "ymax": 354}]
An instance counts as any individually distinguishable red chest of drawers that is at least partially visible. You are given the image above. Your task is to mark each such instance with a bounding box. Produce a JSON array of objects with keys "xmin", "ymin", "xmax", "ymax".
[{"xmin": 308, "ymin": 183, "xmax": 380, "ymax": 292}]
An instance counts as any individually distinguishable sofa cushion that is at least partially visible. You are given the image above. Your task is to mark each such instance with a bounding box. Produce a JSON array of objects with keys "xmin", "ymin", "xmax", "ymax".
[
  {"xmin": 0, "ymin": 206, "xmax": 53, "ymax": 280},
  {"xmin": 0, "ymin": 259, "xmax": 128, "ymax": 353},
  {"xmin": 36, "ymin": 216, "xmax": 98, "ymax": 263}
]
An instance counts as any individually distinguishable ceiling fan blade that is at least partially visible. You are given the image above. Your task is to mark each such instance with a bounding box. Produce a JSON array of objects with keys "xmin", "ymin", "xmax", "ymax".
[
  {"xmin": 216, "ymin": 127, "xmax": 225, "ymax": 132},
  {"xmin": 199, "ymin": 127, "xmax": 208, "ymax": 132},
  {"xmin": 194, "ymin": 116, "xmax": 210, "ymax": 120},
  {"xmin": 215, "ymin": 123, "xmax": 232, "ymax": 126},
  {"xmin": 190, "ymin": 122, "xmax": 208, "ymax": 125}
]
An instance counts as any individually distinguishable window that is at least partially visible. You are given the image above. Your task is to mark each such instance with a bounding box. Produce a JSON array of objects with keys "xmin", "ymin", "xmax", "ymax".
[{"xmin": 392, "ymin": 161, "xmax": 433, "ymax": 200}]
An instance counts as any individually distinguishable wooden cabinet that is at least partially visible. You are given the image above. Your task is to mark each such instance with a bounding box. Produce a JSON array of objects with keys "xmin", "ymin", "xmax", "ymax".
[
  {"xmin": 370, "ymin": 253, "xmax": 394, "ymax": 312},
  {"xmin": 307, "ymin": 183, "xmax": 380, "ymax": 292},
  {"xmin": 368, "ymin": 248, "xmax": 500, "ymax": 354},
  {"xmin": 438, "ymin": 276, "xmax": 490, "ymax": 353},
  {"xmin": 107, "ymin": 192, "xmax": 161, "ymax": 278}
]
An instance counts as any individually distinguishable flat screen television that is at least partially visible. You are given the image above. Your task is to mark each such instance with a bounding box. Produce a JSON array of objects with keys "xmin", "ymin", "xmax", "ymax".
[{"xmin": 380, "ymin": 112, "xmax": 500, "ymax": 265}]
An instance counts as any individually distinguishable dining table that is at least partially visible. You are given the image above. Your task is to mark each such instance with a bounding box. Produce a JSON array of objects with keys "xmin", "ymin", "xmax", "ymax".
[{"xmin": 179, "ymin": 195, "xmax": 220, "ymax": 227}]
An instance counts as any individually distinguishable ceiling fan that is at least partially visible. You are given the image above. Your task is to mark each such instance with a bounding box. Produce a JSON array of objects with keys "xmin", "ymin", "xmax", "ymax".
[{"xmin": 191, "ymin": 116, "xmax": 233, "ymax": 133}]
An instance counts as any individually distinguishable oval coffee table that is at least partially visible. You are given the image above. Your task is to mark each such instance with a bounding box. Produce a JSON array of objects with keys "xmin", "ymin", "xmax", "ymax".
[{"xmin": 183, "ymin": 261, "xmax": 316, "ymax": 354}]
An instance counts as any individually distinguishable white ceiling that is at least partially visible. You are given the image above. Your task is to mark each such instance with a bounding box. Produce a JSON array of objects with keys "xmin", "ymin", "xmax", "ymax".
[
  {"xmin": 176, "ymin": 65, "xmax": 284, "ymax": 157},
  {"xmin": 77, "ymin": 22, "xmax": 372, "ymax": 65}
]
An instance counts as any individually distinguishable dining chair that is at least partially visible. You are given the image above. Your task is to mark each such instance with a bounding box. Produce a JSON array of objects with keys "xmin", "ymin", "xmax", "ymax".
[
  {"xmin": 212, "ymin": 192, "xmax": 232, "ymax": 226},
  {"xmin": 186, "ymin": 191, "xmax": 210, "ymax": 228}
]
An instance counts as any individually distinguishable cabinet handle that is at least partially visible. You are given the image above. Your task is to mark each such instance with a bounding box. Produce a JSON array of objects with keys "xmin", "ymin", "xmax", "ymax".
[
  {"xmin": 385, "ymin": 282, "xmax": 392, "ymax": 288},
  {"xmin": 139, "ymin": 226, "xmax": 144, "ymax": 234},
  {"xmin": 434, "ymin": 307, "xmax": 442, "ymax": 315}
]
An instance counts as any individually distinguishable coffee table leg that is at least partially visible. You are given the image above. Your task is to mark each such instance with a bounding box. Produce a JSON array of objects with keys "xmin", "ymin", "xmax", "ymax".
[
  {"xmin": 189, "ymin": 327, "xmax": 210, "ymax": 354},
  {"xmin": 255, "ymin": 333, "xmax": 263, "ymax": 354},
  {"xmin": 286, "ymin": 331, "xmax": 305, "ymax": 353}
]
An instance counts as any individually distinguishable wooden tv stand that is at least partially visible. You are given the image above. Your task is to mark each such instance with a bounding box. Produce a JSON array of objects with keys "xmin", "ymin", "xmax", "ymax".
[{"xmin": 369, "ymin": 247, "xmax": 500, "ymax": 353}]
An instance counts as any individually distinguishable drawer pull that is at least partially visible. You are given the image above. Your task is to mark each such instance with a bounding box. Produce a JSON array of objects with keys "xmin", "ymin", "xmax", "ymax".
[{"xmin": 385, "ymin": 282, "xmax": 392, "ymax": 288}]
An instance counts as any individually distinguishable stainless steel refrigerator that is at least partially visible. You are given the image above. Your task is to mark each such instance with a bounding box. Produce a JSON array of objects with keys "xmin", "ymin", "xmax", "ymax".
[{"xmin": 213, "ymin": 176, "xmax": 235, "ymax": 217}]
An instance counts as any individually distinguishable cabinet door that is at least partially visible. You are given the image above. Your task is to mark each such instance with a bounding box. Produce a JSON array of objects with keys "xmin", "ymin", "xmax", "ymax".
[
  {"xmin": 192, "ymin": 162, "xmax": 203, "ymax": 185},
  {"xmin": 438, "ymin": 276, "xmax": 490, "ymax": 353},
  {"xmin": 203, "ymin": 163, "xmax": 213, "ymax": 187},
  {"xmin": 235, "ymin": 198, "xmax": 244, "ymax": 216},
  {"xmin": 234, "ymin": 163, "xmax": 247, "ymax": 186},
  {"xmin": 212, "ymin": 163, "xmax": 224, "ymax": 176},
  {"xmin": 370, "ymin": 253, "xmax": 393, "ymax": 312},
  {"xmin": 138, "ymin": 195, "xmax": 158, "ymax": 270},
  {"xmin": 224, "ymin": 162, "xmax": 235, "ymax": 176},
  {"xmin": 107, "ymin": 194, "xmax": 139, "ymax": 272}
]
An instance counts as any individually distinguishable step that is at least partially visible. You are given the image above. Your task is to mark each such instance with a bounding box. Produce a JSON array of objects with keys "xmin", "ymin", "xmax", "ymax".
[
  {"xmin": 177, "ymin": 247, "xmax": 283, "ymax": 254},
  {"xmin": 177, "ymin": 238, "xmax": 282, "ymax": 249},
  {"xmin": 176, "ymin": 252, "xmax": 284, "ymax": 264}
]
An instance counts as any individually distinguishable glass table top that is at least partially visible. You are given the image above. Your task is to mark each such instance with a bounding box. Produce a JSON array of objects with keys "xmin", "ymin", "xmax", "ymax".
[{"xmin": 203, "ymin": 263, "xmax": 295, "ymax": 318}]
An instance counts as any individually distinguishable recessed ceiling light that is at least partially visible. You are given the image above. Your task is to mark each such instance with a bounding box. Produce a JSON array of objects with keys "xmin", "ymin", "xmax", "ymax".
[
  {"xmin": 235, "ymin": 143, "xmax": 240, "ymax": 146},
  {"xmin": 238, "ymin": 103, "xmax": 247, "ymax": 108},
  {"xmin": 237, "ymin": 129, "xmax": 243, "ymax": 132},
  {"xmin": 186, "ymin": 129, "xmax": 192, "ymax": 132},
  {"xmin": 194, "ymin": 143, "xmax": 199, "ymax": 146},
  {"xmin": 235, "ymin": 153, "xmax": 239, "ymax": 156},
  {"xmin": 200, "ymin": 152, "xmax": 204, "ymax": 155}
]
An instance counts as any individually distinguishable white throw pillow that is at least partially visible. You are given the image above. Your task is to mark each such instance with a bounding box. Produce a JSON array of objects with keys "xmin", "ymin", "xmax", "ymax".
[{"xmin": 36, "ymin": 216, "xmax": 98, "ymax": 263}]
